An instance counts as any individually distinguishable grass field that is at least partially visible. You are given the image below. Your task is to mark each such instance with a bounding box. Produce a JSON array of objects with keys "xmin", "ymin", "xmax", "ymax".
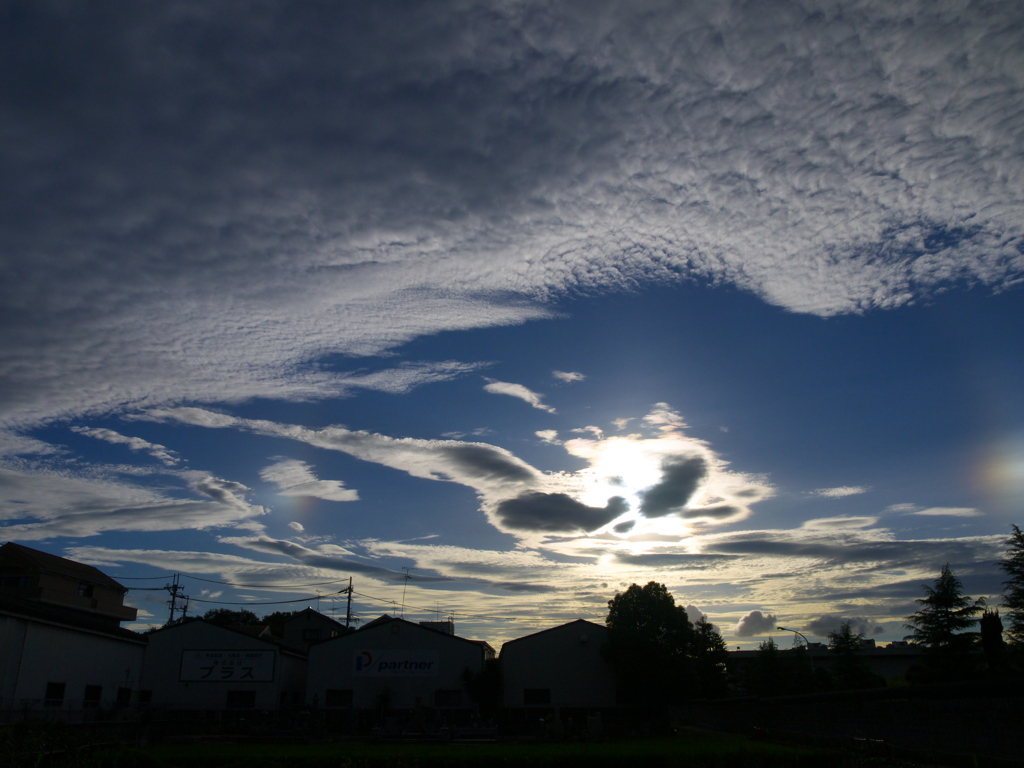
[{"xmin": 97, "ymin": 732, "xmax": 850, "ymax": 768}]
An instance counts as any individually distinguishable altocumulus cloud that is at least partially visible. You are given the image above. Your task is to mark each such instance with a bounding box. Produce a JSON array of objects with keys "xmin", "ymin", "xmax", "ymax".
[
  {"xmin": 260, "ymin": 458, "xmax": 359, "ymax": 503},
  {"xmin": 1, "ymin": 1, "xmax": 1022, "ymax": 437}
]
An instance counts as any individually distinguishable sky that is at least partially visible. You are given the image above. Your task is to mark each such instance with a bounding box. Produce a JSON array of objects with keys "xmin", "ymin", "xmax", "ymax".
[{"xmin": 1, "ymin": 0, "xmax": 1023, "ymax": 651}]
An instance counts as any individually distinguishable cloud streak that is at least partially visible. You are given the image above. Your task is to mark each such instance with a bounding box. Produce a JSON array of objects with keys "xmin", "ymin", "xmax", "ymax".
[{"xmin": 1, "ymin": 1, "xmax": 1022, "ymax": 433}]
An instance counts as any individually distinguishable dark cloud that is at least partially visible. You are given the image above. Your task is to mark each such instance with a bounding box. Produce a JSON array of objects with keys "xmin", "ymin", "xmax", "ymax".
[
  {"xmin": 438, "ymin": 444, "xmax": 537, "ymax": 483},
  {"xmin": 804, "ymin": 614, "xmax": 885, "ymax": 638},
  {"xmin": 613, "ymin": 552, "xmax": 738, "ymax": 569},
  {"xmin": 235, "ymin": 537, "xmax": 450, "ymax": 584},
  {"xmin": 708, "ymin": 533, "xmax": 1002, "ymax": 569},
  {"xmin": 613, "ymin": 520, "xmax": 635, "ymax": 534},
  {"xmin": 638, "ymin": 456, "xmax": 707, "ymax": 517},
  {"xmin": 495, "ymin": 492, "xmax": 628, "ymax": 533},
  {"xmin": 735, "ymin": 610, "xmax": 778, "ymax": 637},
  {"xmin": 680, "ymin": 504, "xmax": 743, "ymax": 521}
]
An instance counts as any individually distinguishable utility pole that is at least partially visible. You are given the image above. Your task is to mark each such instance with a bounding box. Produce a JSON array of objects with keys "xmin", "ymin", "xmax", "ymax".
[
  {"xmin": 345, "ymin": 577, "xmax": 353, "ymax": 629},
  {"xmin": 164, "ymin": 574, "xmax": 186, "ymax": 626},
  {"xmin": 401, "ymin": 568, "xmax": 412, "ymax": 618}
]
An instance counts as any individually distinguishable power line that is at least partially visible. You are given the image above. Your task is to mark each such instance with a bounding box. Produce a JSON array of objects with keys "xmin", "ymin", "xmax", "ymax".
[{"xmin": 188, "ymin": 590, "xmax": 346, "ymax": 607}]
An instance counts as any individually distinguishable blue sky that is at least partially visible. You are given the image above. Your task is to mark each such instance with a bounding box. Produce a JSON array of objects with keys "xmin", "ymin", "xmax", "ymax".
[{"xmin": 1, "ymin": 0, "xmax": 1022, "ymax": 649}]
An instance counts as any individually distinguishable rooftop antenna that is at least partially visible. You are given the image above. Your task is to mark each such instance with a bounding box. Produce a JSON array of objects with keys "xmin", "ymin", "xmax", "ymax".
[{"xmin": 400, "ymin": 568, "xmax": 412, "ymax": 618}]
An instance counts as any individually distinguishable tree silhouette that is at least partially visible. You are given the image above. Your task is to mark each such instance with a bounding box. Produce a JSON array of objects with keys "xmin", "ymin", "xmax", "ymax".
[
  {"xmin": 996, "ymin": 524, "xmax": 1024, "ymax": 648},
  {"xmin": 828, "ymin": 621, "xmax": 881, "ymax": 689},
  {"xmin": 691, "ymin": 617, "xmax": 729, "ymax": 697},
  {"xmin": 904, "ymin": 564, "xmax": 985, "ymax": 680},
  {"xmin": 979, "ymin": 609, "xmax": 1008, "ymax": 675},
  {"xmin": 202, "ymin": 607, "xmax": 261, "ymax": 626},
  {"xmin": 604, "ymin": 581, "xmax": 694, "ymax": 707}
]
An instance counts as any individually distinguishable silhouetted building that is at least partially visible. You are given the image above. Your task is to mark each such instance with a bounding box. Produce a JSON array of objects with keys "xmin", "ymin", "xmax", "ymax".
[
  {"xmin": 307, "ymin": 615, "xmax": 490, "ymax": 714},
  {"xmin": 141, "ymin": 619, "xmax": 307, "ymax": 711},
  {"xmin": 500, "ymin": 619, "xmax": 616, "ymax": 709},
  {"xmin": 280, "ymin": 607, "xmax": 348, "ymax": 652},
  {"xmin": 0, "ymin": 542, "xmax": 144, "ymax": 718}
]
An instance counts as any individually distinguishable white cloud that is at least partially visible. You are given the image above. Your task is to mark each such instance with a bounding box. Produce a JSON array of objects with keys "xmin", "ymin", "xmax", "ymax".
[
  {"xmin": 801, "ymin": 516, "xmax": 878, "ymax": 530},
  {"xmin": 2, "ymin": 2, "xmax": 1021, "ymax": 432},
  {"xmin": 553, "ymin": 371, "xmax": 585, "ymax": 383},
  {"xmin": 288, "ymin": 521, "xmax": 305, "ymax": 532},
  {"xmin": 334, "ymin": 361, "xmax": 490, "ymax": 395},
  {"xmin": 259, "ymin": 458, "xmax": 359, "ymax": 502},
  {"xmin": 909, "ymin": 507, "xmax": 983, "ymax": 517},
  {"xmin": 0, "ymin": 467, "xmax": 266, "ymax": 540},
  {"xmin": 535, "ymin": 430, "xmax": 560, "ymax": 444},
  {"xmin": 812, "ymin": 486, "xmax": 869, "ymax": 498},
  {"xmin": 72, "ymin": 427, "xmax": 179, "ymax": 466},
  {"xmin": 483, "ymin": 379, "xmax": 556, "ymax": 414},
  {"xmin": 735, "ymin": 610, "xmax": 778, "ymax": 637}
]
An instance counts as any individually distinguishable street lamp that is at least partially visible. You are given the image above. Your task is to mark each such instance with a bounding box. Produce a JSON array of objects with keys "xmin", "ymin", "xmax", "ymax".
[{"xmin": 777, "ymin": 626, "xmax": 814, "ymax": 668}]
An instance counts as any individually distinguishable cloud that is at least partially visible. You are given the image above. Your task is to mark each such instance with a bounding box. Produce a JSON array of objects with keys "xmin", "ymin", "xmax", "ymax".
[
  {"xmin": 72, "ymin": 427, "xmax": 179, "ymax": 466},
  {"xmin": 613, "ymin": 552, "xmax": 739, "ymax": 570},
  {"xmin": 909, "ymin": 507, "xmax": 983, "ymax": 517},
  {"xmin": 0, "ymin": 467, "xmax": 266, "ymax": 540},
  {"xmin": 494, "ymin": 492, "xmax": 628, "ymax": 533},
  {"xmin": 801, "ymin": 516, "xmax": 878, "ymax": 530},
  {"xmin": 535, "ymin": 430, "xmax": 560, "ymax": 444},
  {"xmin": 483, "ymin": 379, "xmax": 556, "ymax": 413},
  {"xmin": 553, "ymin": 371, "xmax": 585, "ymax": 383},
  {"xmin": 1, "ymin": 2, "xmax": 1022, "ymax": 435},
  {"xmin": 735, "ymin": 610, "xmax": 778, "ymax": 637},
  {"xmin": 288, "ymin": 521, "xmax": 304, "ymax": 532},
  {"xmin": 812, "ymin": 486, "xmax": 869, "ymax": 498},
  {"xmin": 804, "ymin": 614, "xmax": 885, "ymax": 638},
  {"xmin": 334, "ymin": 361, "xmax": 490, "ymax": 395},
  {"xmin": 259, "ymin": 458, "xmax": 359, "ymax": 502},
  {"xmin": 639, "ymin": 456, "xmax": 709, "ymax": 517}
]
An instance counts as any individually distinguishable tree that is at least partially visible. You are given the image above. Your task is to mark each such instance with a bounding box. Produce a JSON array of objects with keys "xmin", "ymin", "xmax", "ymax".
[
  {"xmin": 904, "ymin": 564, "xmax": 985, "ymax": 680},
  {"xmin": 828, "ymin": 621, "xmax": 879, "ymax": 690},
  {"xmin": 604, "ymin": 582, "xmax": 695, "ymax": 707},
  {"xmin": 691, "ymin": 617, "xmax": 729, "ymax": 697},
  {"xmin": 202, "ymin": 608, "xmax": 261, "ymax": 627},
  {"xmin": 996, "ymin": 524, "xmax": 1024, "ymax": 647},
  {"xmin": 979, "ymin": 609, "xmax": 1008, "ymax": 674}
]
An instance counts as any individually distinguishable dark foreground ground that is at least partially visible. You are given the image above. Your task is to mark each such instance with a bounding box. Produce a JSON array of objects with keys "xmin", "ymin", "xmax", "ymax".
[{"xmin": 4, "ymin": 724, "xmax": 1022, "ymax": 768}]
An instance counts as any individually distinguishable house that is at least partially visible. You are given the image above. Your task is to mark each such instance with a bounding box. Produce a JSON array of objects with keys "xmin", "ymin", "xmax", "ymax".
[
  {"xmin": 306, "ymin": 615, "xmax": 489, "ymax": 715},
  {"xmin": 0, "ymin": 542, "xmax": 145, "ymax": 719},
  {"xmin": 280, "ymin": 607, "xmax": 349, "ymax": 652},
  {"xmin": 140, "ymin": 619, "xmax": 307, "ymax": 711},
  {"xmin": 0, "ymin": 541, "xmax": 137, "ymax": 625},
  {"xmin": 500, "ymin": 619, "xmax": 616, "ymax": 710}
]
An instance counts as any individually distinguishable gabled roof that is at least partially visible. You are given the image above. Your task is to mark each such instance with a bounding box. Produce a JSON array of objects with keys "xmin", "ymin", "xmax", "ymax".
[
  {"xmin": 0, "ymin": 542, "xmax": 127, "ymax": 591},
  {"xmin": 146, "ymin": 618, "xmax": 307, "ymax": 657},
  {"xmin": 319, "ymin": 614, "xmax": 488, "ymax": 651},
  {"xmin": 284, "ymin": 606, "xmax": 348, "ymax": 629},
  {"xmin": 500, "ymin": 618, "xmax": 607, "ymax": 651}
]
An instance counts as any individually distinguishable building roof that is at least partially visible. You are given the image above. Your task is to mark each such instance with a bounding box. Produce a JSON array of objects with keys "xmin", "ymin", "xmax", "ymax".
[
  {"xmin": 0, "ymin": 541, "xmax": 127, "ymax": 591},
  {"xmin": 0, "ymin": 593, "xmax": 146, "ymax": 644},
  {"xmin": 500, "ymin": 618, "xmax": 607, "ymax": 651},
  {"xmin": 146, "ymin": 618, "xmax": 308, "ymax": 658}
]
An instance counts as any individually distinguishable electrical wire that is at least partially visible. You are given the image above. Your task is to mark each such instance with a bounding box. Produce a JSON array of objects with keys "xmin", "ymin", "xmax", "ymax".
[{"xmin": 187, "ymin": 591, "xmax": 346, "ymax": 607}]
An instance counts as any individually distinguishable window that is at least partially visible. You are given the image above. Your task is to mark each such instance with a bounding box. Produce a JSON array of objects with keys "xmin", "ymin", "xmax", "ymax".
[
  {"xmin": 325, "ymin": 689, "xmax": 353, "ymax": 708},
  {"xmin": 523, "ymin": 688, "xmax": 551, "ymax": 706},
  {"xmin": 434, "ymin": 689, "xmax": 463, "ymax": 708},
  {"xmin": 83, "ymin": 685, "xmax": 102, "ymax": 708},
  {"xmin": 44, "ymin": 682, "xmax": 66, "ymax": 708},
  {"xmin": 225, "ymin": 690, "xmax": 257, "ymax": 709},
  {"xmin": 138, "ymin": 690, "xmax": 152, "ymax": 706},
  {"xmin": 77, "ymin": 581, "xmax": 94, "ymax": 598}
]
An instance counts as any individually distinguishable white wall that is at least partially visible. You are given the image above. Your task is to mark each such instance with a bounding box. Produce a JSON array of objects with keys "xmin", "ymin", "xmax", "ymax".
[
  {"xmin": 307, "ymin": 619, "xmax": 482, "ymax": 710},
  {"xmin": 0, "ymin": 614, "xmax": 145, "ymax": 712},
  {"xmin": 141, "ymin": 621, "xmax": 306, "ymax": 710},
  {"xmin": 501, "ymin": 619, "xmax": 617, "ymax": 708}
]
